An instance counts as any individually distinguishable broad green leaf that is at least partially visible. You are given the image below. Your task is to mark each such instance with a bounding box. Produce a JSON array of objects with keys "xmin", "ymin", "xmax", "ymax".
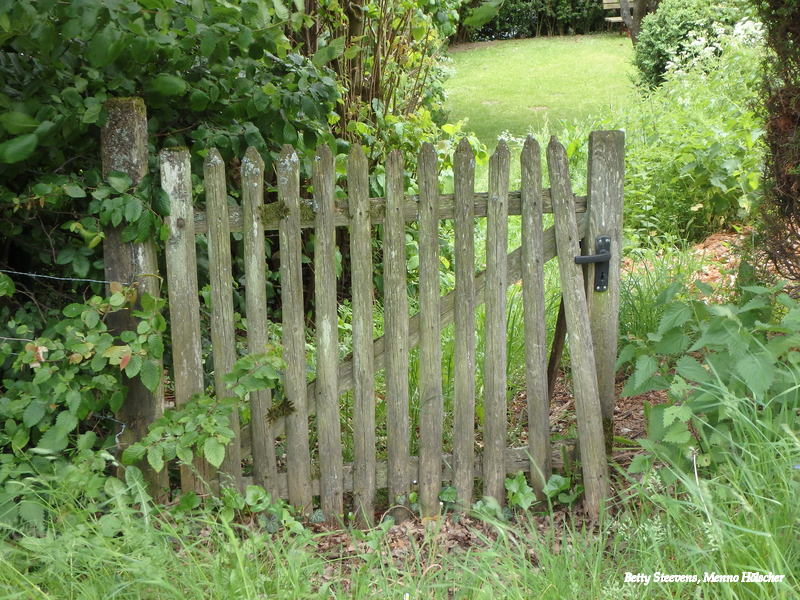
[
  {"xmin": 204, "ymin": 437, "xmax": 225, "ymax": 468},
  {"xmin": 0, "ymin": 273, "xmax": 14, "ymax": 297},
  {"xmin": 663, "ymin": 404, "xmax": 693, "ymax": 427},
  {"xmin": 63, "ymin": 183, "xmax": 86, "ymax": 198},
  {"xmin": 122, "ymin": 443, "xmax": 147, "ymax": 465},
  {"xmin": 736, "ymin": 353, "xmax": 776, "ymax": 398},
  {"xmin": 662, "ymin": 422, "xmax": 692, "ymax": 445},
  {"xmin": 312, "ymin": 37, "xmax": 345, "ymax": 67},
  {"xmin": 0, "ymin": 111, "xmax": 39, "ymax": 134},
  {"xmin": 657, "ymin": 302, "xmax": 692, "ymax": 334},
  {"xmin": 140, "ymin": 359, "xmax": 161, "ymax": 392},
  {"xmin": 0, "ymin": 134, "xmax": 38, "ymax": 164},
  {"xmin": 675, "ymin": 356, "xmax": 711, "ymax": 383},
  {"xmin": 623, "ymin": 354, "xmax": 658, "ymax": 396},
  {"xmin": 22, "ymin": 400, "xmax": 46, "ymax": 428},
  {"xmin": 18, "ymin": 500, "xmax": 44, "ymax": 530},
  {"xmin": 147, "ymin": 445, "xmax": 165, "ymax": 472},
  {"xmin": 148, "ymin": 73, "xmax": 187, "ymax": 97},
  {"xmin": 272, "ymin": 0, "xmax": 289, "ymax": 19},
  {"xmin": 37, "ymin": 426, "xmax": 68, "ymax": 452},
  {"xmin": 107, "ymin": 172, "xmax": 132, "ymax": 193}
]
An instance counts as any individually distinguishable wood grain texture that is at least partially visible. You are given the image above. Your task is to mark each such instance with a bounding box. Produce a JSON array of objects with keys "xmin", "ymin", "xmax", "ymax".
[
  {"xmin": 241, "ymin": 147, "xmax": 279, "ymax": 496},
  {"xmin": 277, "ymin": 145, "xmax": 313, "ymax": 513},
  {"xmin": 348, "ymin": 145, "xmax": 376, "ymax": 526},
  {"xmin": 161, "ymin": 147, "xmax": 213, "ymax": 494},
  {"xmin": 520, "ymin": 137, "xmax": 550, "ymax": 499},
  {"xmin": 417, "ymin": 143, "xmax": 443, "ymax": 518},
  {"xmin": 193, "ymin": 190, "xmax": 588, "ymax": 233},
  {"xmin": 205, "ymin": 148, "xmax": 242, "ymax": 490},
  {"xmin": 383, "ymin": 150, "xmax": 411, "ymax": 515},
  {"xmin": 548, "ymin": 137, "xmax": 609, "ymax": 520},
  {"xmin": 102, "ymin": 98, "xmax": 167, "ymax": 499},
  {"xmin": 452, "ymin": 139, "xmax": 477, "ymax": 509},
  {"xmin": 585, "ymin": 131, "xmax": 625, "ymax": 451},
  {"xmin": 313, "ymin": 145, "xmax": 344, "ymax": 521},
  {"xmin": 483, "ymin": 141, "xmax": 510, "ymax": 504}
]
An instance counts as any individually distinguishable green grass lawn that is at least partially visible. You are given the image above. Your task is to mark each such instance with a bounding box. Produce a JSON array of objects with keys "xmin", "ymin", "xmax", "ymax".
[{"xmin": 445, "ymin": 34, "xmax": 636, "ymax": 147}]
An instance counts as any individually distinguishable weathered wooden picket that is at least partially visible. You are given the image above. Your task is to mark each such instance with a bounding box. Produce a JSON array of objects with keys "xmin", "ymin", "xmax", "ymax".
[{"xmin": 159, "ymin": 131, "xmax": 624, "ymax": 522}]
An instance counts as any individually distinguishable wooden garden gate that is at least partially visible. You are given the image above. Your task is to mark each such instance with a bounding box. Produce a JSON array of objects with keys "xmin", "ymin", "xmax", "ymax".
[{"xmin": 160, "ymin": 131, "xmax": 624, "ymax": 522}]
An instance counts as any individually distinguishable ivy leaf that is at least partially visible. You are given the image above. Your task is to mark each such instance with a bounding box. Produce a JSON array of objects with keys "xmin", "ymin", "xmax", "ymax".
[
  {"xmin": 0, "ymin": 134, "xmax": 38, "ymax": 164},
  {"xmin": 140, "ymin": 359, "xmax": 161, "ymax": 392},
  {"xmin": 204, "ymin": 437, "xmax": 225, "ymax": 468}
]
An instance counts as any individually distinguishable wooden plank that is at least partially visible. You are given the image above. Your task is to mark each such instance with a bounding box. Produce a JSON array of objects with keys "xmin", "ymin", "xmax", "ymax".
[
  {"xmin": 313, "ymin": 145, "xmax": 344, "ymax": 521},
  {"xmin": 547, "ymin": 136, "xmax": 609, "ymax": 520},
  {"xmin": 161, "ymin": 147, "xmax": 214, "ymax": 494},
  {"xmin": 383, "ymin": 150, "xmax": 411, "ymax": 516},
  {"xmin": 585, "ymin": 131, "xmax": 625, "ymax": 452},
  {"xmin": 417, "ymin": 143, "xmax": 443, "ymax": 518},
  {"xmin": 547, "ymin": 300, "xmax": 567, "ymax": 401},
  {"xmin": 241, "ymin": 147, "xmax": 279, "ymax": 496},
  {"xmin": 452, "ymin": 139, "xmax": 477, "ymax": 508},
  {"xmin": 483, "ymin": 141, "xmax": 510, "ymax": 505},
  {"xmin": 192, "ymin": 190, "xmax": 588, "ymax": 233},
  {"xmin": 101, "ymin": 98, "xmax": 167, "ymax": 500},
  {"xmin": 348, "ymin": 145, "xmax": 376, "ymax": 526},
  {"xmin": 270, "ymin": 214, "xmax": 590, "ymax": 437},
  {"xmin": 204, "ymin": 148, "xmax": 242, "ymax": 490},
  {"xmin": 241, "ymin": 443, "xmax": 573, "ymax": 500},
  {"xmin": 277, "ymin": 145, "xmax": 313, "ymax": 513},
  {"xmin": 520, "ymin": 136, "xmax": 550, "ymax": 499}
]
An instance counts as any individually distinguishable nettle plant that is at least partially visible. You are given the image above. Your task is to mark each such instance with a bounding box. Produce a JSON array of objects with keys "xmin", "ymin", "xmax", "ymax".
[
  {"xmin": 618, "ymin": 281, "xmax": 800, "ymax": 481},
  {"xmin": 0, "ymin": 283, "xmax": 165, "ymax": 529}
]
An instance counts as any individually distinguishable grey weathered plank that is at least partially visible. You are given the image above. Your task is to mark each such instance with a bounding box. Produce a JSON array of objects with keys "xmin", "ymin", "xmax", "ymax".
[
  {"xmin": 102, "ymin": 98, "xmax": 167, "ymax": 499},
  {"xmin": 241, "ymin": 444, "xmax": 572, "ymax": 500},
  {"xmin": 348, "ymin": 145, "xmax": 376, "ymax": 526},
  {"xmin": 417, "ymin": 143, "xmax": 444, "ymax": 518},
  {"xmin": 313, "ymin": 145, "xmax": 344, "ymax": 521},
  {"xmin": 520, "ymin": 136, "xmax": 551, "ymax": 499},
  {"xmin": 548, "ymin": 136, "xmax": 609, "ymax": 520},
  {"xmin": 161, "ymin": 147, "xmax": 214, "ymax": 494},
  {"xmin": 546, "ymin": 300, "xmax": 567, "ymax": 401},
  {"xmin": 271, "ymin": 215, "xmax": 590, "ymax": 437},
  {"xmin": 193, "ymin": 190, "xmax": 588, "ymax": 233},
  {"xmin": 204, "ymin": 148, "xmax": 242, "ymax": 490},
  {"xmin": 585, "ymin": 131, "xmax": 625, "ymax": 451},
  {"xmin": 383, "ymin": 150, "xmax": 411, "ymax": 514},
  {"xmin": 241, "ymin": 147, "xmax": 279, "ymax": 496},
  {"xmin": 483, "ymin": 141, "xmax": 510, "ymax": 504},
  {"xmin": 277, "ymin": 145, "xmax": 313, "ymax": 513},
  {"xmin": 452, "ymin": 139, "xmax": 477, "ymax": 508}
]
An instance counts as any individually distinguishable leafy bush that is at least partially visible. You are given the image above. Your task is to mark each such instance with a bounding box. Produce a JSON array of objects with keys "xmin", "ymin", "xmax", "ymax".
[
  {"xmin": 614, "ymin": 27, "xmax": 765, "ymax": 243},
  {"xmin": 619, "ymin": 281, "xmax": 800, "ymax": 478},
  {"xmin": 633, "ymin": 0, "xmax": 753, "ymax": 88},
  {"xmin": 472, "ymin": 0, "xmax": 605, "ymax": 40}
]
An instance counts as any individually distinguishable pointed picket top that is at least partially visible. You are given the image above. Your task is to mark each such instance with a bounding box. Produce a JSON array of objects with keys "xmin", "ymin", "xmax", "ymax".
[
  {"xmin": 418, "ymin": 141, "xmax": 437, "ymax": 168},
  {"xmin": 455, "ymin": 137, "xmax": 475, "ymax": 168},
  {"xmin": 315, "ymin": 143, "xmax": 334, "ymax": 171},
  {"xmin": 348, "ymin": 144, "xmax": 369, "ymax": 218},
  {"xmin": 522, "ymin": 135, "xmax": 540, "ymax": 166},
  {"xmin": 492, "ymin": 138, "xmax": 510, "ymax": 162},
  {"xmin": 242, "ymin": 146, "xmax": 264, "ymax": 178},
  {"xmin": 204, "ymin": 147, "xmax": 224, "ymax": 169},
  {"xmin": 387, "ymin": 148, "xmax": 404, "ymax": 175}
]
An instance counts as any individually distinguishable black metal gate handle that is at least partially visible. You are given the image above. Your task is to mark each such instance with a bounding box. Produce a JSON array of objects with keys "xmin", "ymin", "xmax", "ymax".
[{"xmin": 574, "ymin": 235, "xmax": 611, "ymax": 292}]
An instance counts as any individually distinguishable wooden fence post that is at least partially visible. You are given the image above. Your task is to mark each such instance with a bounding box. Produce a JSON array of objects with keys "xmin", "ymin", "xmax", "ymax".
[
  {"xmin": 484, "ymin": 141, "xmax": 510, "ymax": 504},
  {"xmin": 452, "ymin": 139, "xmax": 477, "ymax": 509},
  {"xmin": 348, "ymin": 145, "xmax": 377, "ymax": 526},
  {"xmin": 101, "ymin": 97, "xmax": 167, "ymax": 500},
  {"xmin": 585, "ymin": 131, "xmax": 625, "ymax": 453},
  {"xmin": 520, "ymin": 136, "xmax": 551, "ymax": 500},
  {"xmin": 241, "ymin": 147, "xmax": 280, "ymax": 496},
  {"xmin": 548, "ymin": 136, "xmax": 609, "ymax": 520},
  {"xmin": 417, "ymin": 143, "xmax": 443, "ymax": 518}
]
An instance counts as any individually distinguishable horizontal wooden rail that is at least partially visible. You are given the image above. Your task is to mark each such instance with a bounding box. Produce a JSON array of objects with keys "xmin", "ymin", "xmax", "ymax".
[
  {"xmin": 192, "ymin": 190, "xmax": 587, "ymax": 234},
  {"xmin": 267, "ymin": 213, "xmax": 589, "ymax": 437},
  {"xmin": 240, "ymin": 443, "xmax": 573, "ymax": 499}
]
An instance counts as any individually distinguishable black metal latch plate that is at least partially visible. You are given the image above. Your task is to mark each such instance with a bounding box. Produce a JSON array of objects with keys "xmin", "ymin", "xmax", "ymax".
[{"xmin": 574, "ymin": 235, "xmax": 611, "ymax": 292}]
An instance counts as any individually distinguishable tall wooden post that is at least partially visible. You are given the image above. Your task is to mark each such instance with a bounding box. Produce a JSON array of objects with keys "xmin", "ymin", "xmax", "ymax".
[{"xmin": 101, "ymin": 97, "xmax": 168, "ymax": 500}]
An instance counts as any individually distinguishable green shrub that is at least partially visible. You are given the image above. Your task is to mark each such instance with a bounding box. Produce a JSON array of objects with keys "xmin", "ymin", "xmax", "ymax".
[
  {"xmin": 474, "ymin": 0, "xmax": 605, "ymax": 40},
  {"xmin": 616, "ymin": 29, "xmax": 764, "ymax": 243},
  {"xmin": 633, "ymin": 0, "xmax": 753, "ymax": 88}
]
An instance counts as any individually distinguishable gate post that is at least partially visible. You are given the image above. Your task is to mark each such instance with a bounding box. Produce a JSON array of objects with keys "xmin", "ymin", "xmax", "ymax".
[
  {"xmin": 101, "ymin": 97, "xmax": 168, "ymax": 500},
  {"xmin": 584, "ymin": 130, "xmax": 625, "ymax": 454}
]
